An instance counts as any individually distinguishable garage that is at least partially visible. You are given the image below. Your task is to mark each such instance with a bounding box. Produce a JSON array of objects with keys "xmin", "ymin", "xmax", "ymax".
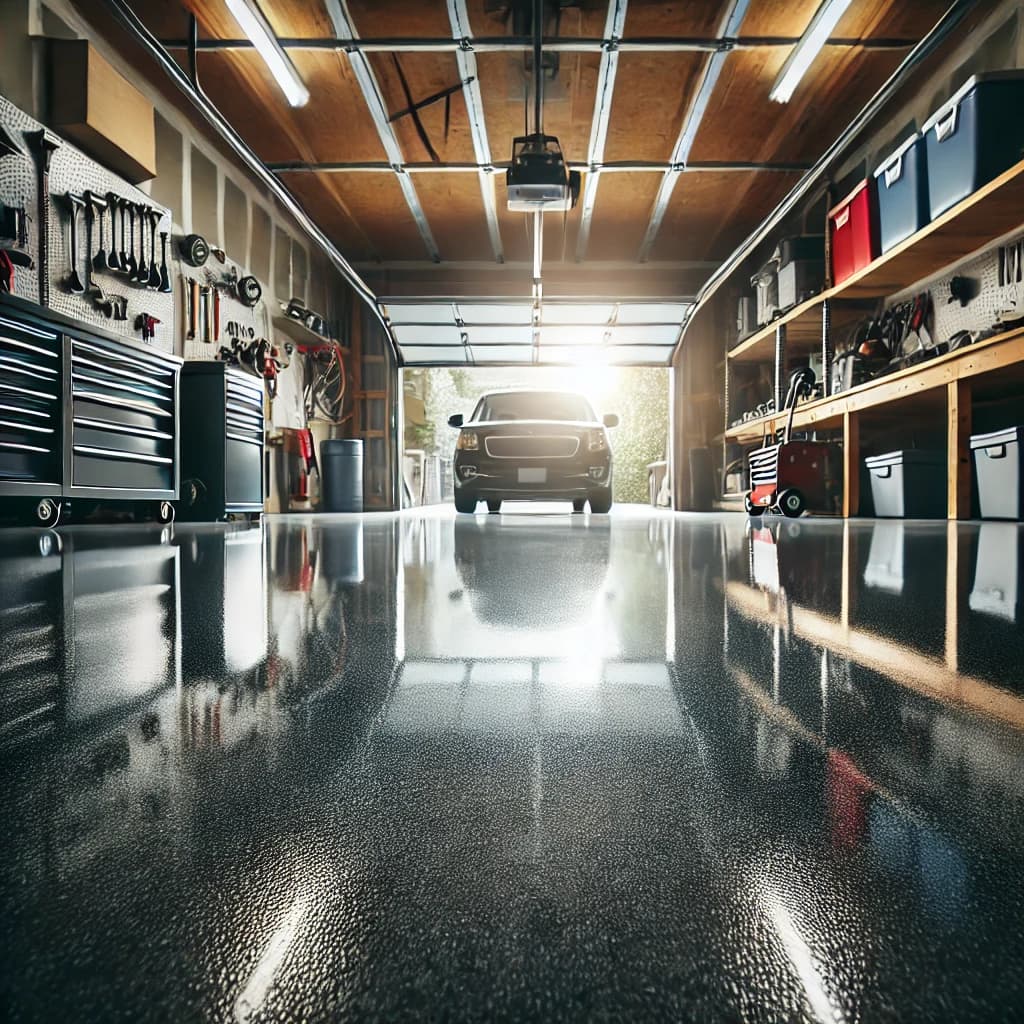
[{"xmin": 3, "ymin": 0, "xmax": 1024, "ymax": 1019}]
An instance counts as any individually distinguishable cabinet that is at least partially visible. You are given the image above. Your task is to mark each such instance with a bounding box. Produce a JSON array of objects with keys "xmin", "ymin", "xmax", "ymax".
[
  {"xmin": 0, "ymin": 300, "xmax": 181, "ymax": 524},
  {"xmin": 176, "ymin": 361, "xmax": 265, "ymax": 521}
]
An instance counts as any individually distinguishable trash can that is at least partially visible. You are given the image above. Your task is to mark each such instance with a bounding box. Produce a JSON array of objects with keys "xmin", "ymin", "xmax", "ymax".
[{"xmin": 320, "ymin": 438, "xmax": 363, "ymax": 512}]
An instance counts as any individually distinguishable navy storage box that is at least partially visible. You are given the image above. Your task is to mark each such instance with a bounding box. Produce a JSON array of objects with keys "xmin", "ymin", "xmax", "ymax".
[
  {"xmin": 873, "ymin": 133, "xmax": 929, "ymax": 252},
  {"xmin": 922, "ymin": 71, "xmax": 1024, "ymax": 219},
  {"xmin": 864, "ymin": 450, "xmax": 946, "ymax": 518},
  {"xmin": 971, "ymin": 426, "xmax": 1024, "ymax": 519}
]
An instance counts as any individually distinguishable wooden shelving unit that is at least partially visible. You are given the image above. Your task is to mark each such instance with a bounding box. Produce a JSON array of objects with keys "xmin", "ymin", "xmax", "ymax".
[
  {"xmin": 721, "ymin": 156, "xmax": 1024, "ymax": 519},
  {"xmin": 726, "ymin": 157, "xmax": 1024, "ymax": 363}
]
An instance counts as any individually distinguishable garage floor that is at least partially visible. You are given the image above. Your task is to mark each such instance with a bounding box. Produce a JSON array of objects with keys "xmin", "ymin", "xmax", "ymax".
[{"xmin": 2, "ymin": 506, "xmax": 1024, "ymax": 1021}]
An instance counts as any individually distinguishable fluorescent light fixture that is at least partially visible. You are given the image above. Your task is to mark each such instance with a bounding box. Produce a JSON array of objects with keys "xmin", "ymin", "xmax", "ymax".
[
  {"xmin": 769, "ymin": 0, "xmax": 853, "ymax": 104},
  {"xmin": 225, "ymin": 0, "xmax": 310, "ymax": 107}
]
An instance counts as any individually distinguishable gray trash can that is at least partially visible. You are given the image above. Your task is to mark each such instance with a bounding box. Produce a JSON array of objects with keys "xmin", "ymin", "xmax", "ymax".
[{"xmin": 320, "ymin": 439, "xmax": 363, "ymax": 512}]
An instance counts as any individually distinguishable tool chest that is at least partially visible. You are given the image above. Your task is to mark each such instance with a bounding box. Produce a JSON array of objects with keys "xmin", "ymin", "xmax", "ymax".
[
  {"xmin": 176, "ymin": 361, "xmax": 264, "ymax": 521},
  {"xmin": 923, "ymin": 71, "xmax": 1024, "ymax": 220},
  {"xmin": 829, "ymin": 179, "xmax": 879, "ymax": 284},
  {"xmin": 0, "ymin": 299, "xmax": 181, "ymax": 523},
  {"xmin": 864, "ymin": 449, "xmax": 945, "ymax": 518},
  {"xmin": 874, "ymin": 133, "xmax": 929, "ymax": 253},
  {"xmin": 971, "ymin": 426, "xmax": 1024, "ymax": 519}
]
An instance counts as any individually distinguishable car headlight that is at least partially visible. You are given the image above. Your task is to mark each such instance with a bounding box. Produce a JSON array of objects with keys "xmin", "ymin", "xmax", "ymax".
[
  {"xmin": 456, "ymin": 430, "xmax": 479, "ymax": 451},
  {"xmin": 587, "ymin": 429, "xmax": 607, "ymax": 452}
]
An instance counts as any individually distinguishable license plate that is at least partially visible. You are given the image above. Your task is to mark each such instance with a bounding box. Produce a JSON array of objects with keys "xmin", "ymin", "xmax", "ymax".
[{"xmin": 518, "ymin": 467, "xmax": 547, "ymax": 484}]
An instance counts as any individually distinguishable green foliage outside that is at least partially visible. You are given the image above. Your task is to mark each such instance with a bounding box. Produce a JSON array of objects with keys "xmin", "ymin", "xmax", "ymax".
[{"xmin": 407, "ymin": 365, "xmax": 669, "ymax": 505}]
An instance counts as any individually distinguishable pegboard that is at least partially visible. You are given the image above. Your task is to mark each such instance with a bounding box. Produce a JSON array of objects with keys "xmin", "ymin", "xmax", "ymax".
[
  {"xmin": 180, "ymin": 262, "xmax": 272, "ymax": 363},
  {"xmin": 889, "ymin": 224, "xmax": 1024, "ymax": 345},
  {"xmin": 0, "ymin": 94, "xmax": 175, "ymax": 352}
]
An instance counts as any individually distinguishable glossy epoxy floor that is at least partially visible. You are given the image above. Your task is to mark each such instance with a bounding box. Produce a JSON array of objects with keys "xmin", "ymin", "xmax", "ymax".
[{"xmin": 2, "ymin": 505, "xmax": 1024, "ymax": 1022}]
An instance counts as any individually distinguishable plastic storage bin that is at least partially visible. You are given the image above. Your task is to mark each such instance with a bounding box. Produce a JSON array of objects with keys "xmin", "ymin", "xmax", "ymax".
[
  {"xmin": 751, "ymin": 261, "xmax": 778, "ymax": 326},
  {"xmin": 864, "ymin": 449, "xmax": 946, "ymax": 518},
  {"xmin": 320, "ymin": 438, "xmax": 364, "ymax": 512},
  {"xmin": 874, "ymin": 133, "xmax": 929, "ymax": 252},
  {"xmin": 971, "ymin": 425, "xmax": 1024, "ymax": 519},
  {"xmin": 829, "ymin": 179, "xmax": 878, "ymax": 284},
  {"xmin": 922, "ymin": 71, "xmax": 1024, "ymax": 219}
]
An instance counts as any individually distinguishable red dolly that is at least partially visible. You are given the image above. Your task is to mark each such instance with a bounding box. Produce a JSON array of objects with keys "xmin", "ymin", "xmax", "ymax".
[{"xmin": 745, "ymin": 368, "xmax": 840, "ymax": 518}]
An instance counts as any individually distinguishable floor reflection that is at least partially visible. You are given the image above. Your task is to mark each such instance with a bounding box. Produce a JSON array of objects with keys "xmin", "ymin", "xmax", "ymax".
[{"xmin": 1, "ymin": 509, "xmax": 1023, "ymax": 1020}]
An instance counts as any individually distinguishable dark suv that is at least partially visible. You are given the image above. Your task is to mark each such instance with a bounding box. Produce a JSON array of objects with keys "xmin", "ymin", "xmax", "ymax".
[{"xmin": 448, "ymin": 389, "xmax": 618, "ymax": 514}]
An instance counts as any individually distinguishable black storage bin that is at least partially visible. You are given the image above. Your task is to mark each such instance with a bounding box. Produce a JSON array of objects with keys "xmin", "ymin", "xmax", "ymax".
[
  {"xmin": 971, "ymin": 426, "xmax": 1024, "ymax": 519},
  {"xmin": 321, "ymin": 438, "xmax": 363, "ymax": 512},
  {"xmin": 864, "ymin": 450, "xmax": 946, "ymax": 518},
  {"xmin": 922, "ymin": 71, "xmax": 1024, "ymax": 219},
  {"xmin": 777, "ymin": 258, "xmax": 824, "ymax": 312},
  {"xmin": 874, "ymin": 133, "xmax": 929, "ymax": 252}
]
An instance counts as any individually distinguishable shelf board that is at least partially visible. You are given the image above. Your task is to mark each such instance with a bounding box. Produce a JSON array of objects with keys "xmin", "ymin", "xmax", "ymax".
[
  {"xmin": 726, "ymin": 156, "xmax": 1024, "ymax": 363},
  {"xmin": 724, "ymin": 324, "xmax": 1024, "ymax": 442},
  {"xmin": 272, "ymin": 314, "xmax": 335, "ymax": 346}
]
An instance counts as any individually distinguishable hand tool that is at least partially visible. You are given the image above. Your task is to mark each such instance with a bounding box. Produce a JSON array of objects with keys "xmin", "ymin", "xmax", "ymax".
[
  {"xmin": 113, "ymin": 295, "xmax": 128, "ymax": 321},
  {"xmin": 210, "ymin": 246, "xmax": 226, "ymax": 263},
  {"xmin": 126, "ymin": 199, "xmax": 139, "ymax": 278},
  {"xmin": 64, "ymin": 192, "xmax": 87, "ymax": 294},
  {"xmin": 147, "ymin": 210, "xmax": 162, "ymax": 289},
  {"xmin": 28, "ymin": 129, "xmax": 60, "ymax": 305},
  {"xmin": 85, "ymin": 191, "xmax": 110, "ymax": 280},
  {"xmin": 135, "ymin": 203, "xmax": 149, "ymax": 283},
  {"xmin": 135, "ymin": 313, "xmax": 161, "ymax": 342},
  {"xmin": 120, "ymin": 198, "xmax": 133, "ymax": 275},
  {"xmin": 187, "ymin": 277, "xmax": 198, "ymax": 339},
  {"xmin": 0, "ymin": 250, "xmax": 13, "ymax": 293},
  {"xmin": 213, "ymin": 287, "xmax": 221, "ymax": 341},
  {"xmin": 158, "ymin": 231, "xmax": 172, "ymax": 293},
  {"xmin": 201, "ymin": 284, "xmax": 213, "ymax": 342},
  {"xmin": 105, "ymin": 192, "xmax": 121, "ymax": 270},
  {"xmin": 237, "ymin": 274, "xmax": 262, "ymax": 307},
  {"xmin": 179, "ymin": 233, "xmax": 209, "ymax": 268},
  {"xmin": 91, "ymin": 286, "xmax": 118, "ymax": 319}
]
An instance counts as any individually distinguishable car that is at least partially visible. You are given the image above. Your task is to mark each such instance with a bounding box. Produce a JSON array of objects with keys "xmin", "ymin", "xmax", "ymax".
[{"xmin": 447, "ymin": 389, "xmax": 618, "ymax": 514}]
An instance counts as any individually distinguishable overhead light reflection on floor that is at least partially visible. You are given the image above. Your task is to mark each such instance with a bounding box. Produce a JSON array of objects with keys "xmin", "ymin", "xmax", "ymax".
[
  {"xmin": 233, "ymin": 897, "xmax": 310, "ymax": 1023},
  {"xmin": 761, "ymin": 886, "xmax": 846, "ymax": 1024}
]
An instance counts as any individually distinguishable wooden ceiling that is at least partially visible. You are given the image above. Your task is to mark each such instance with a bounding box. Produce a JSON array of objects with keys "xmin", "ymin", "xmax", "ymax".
[{"xmin": 73, "ymin": 0, "xmax": 953, "ymax": 302}]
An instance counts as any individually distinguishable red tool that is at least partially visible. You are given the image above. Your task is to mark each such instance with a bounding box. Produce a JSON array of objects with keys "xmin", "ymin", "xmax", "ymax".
[
  {"xmin": 745, "ymin": 367, "xmax": 840, "ymax": 518},
  {"xmin": 213, "ymin": 288, "xmax": 221, "ymax": 341},
  {"xmin": 0, "ymin": 250, "xmax": 14, "ymax": 293}
]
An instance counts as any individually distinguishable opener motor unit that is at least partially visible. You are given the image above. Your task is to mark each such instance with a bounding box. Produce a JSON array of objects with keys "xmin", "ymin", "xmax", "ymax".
[{"xmin": 506, "ymin": 134, "xmax": 581, "ymax": 212}]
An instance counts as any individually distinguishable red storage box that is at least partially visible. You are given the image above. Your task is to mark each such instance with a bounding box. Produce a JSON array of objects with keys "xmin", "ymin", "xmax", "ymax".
[{"xmin": 828, "ymin": 179, "xmax": 879, "ymax": 284}]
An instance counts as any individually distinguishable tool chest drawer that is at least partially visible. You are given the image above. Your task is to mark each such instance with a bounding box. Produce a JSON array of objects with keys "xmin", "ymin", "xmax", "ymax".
[
  {"xmin": 0, "ymin": 313, "xmax": 62, "ymax": 484},
  {"xmin": 67, "ymin": 334, "xmax": 179, "ymax": 494}
]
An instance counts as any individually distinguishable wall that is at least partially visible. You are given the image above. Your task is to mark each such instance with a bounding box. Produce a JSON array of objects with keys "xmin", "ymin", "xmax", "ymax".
[{"xmin": 0, "ymin": 0, "xmax": 399, "ymax": 509}]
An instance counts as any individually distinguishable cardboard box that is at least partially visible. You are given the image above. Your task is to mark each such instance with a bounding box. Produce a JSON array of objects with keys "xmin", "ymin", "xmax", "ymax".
[{"xmin": 49, "ymin": 40, "xmax": 156, "ymax": 183}]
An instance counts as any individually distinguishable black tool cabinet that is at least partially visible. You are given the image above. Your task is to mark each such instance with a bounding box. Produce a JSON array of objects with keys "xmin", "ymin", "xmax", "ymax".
[
  {"xmin": 0, "ymin": 298, "xmax": 181, "ymax": 525},
  {"xmin": 176, "ymin": 361, "xmax": 264, "ymax": 521}
]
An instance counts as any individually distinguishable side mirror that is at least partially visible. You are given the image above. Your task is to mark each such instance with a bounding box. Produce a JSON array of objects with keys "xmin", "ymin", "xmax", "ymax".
[
  {"xmin": 603, "ymin": 413, "xmax": 619, "ymax": 428},
  {"xmin": 448, "ymin": 413, "xmax": 464, "ymax": 428}
]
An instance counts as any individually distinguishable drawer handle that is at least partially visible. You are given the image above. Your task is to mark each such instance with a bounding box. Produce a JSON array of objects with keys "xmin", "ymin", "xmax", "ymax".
[
  {"xmin": 73, "ymin": 444, "xmax": 172, "ymax": 465},
  {"xmin": 833, "ymin": 206, "xmax": 850, "ymax": 229},
  {"xmin": 873, "ymin": 466, "xmax": 892, "ymax": 479},
  {"xmin": 983, "ymin": 445, "xmax": 1007, "ymax": 459}
]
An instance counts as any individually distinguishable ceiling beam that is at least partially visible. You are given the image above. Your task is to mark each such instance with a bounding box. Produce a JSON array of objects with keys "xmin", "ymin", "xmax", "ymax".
[
  {"xmin": 323, "ymin": 0, "xmax": 441, "ymax": 262},
  {"xmin": 637, "ymin": 0, "xmax": 751, "ymax": 262},
  {"xmin": 158, "ymin": 35, "xmax": 918, "ymax": 55},
  {"xmin": 269, "ymin": 160, "xmax": 811, "ymax": 173},
  {"xmin": 447, "ymin": 0, "xmax": 504, "ymax": 264},
  {"xmin": 575, "ymin": 0, "xmax": 629, "ymax": 263}
]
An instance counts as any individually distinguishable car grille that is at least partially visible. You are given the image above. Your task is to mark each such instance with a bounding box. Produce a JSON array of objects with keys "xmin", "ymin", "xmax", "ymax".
[{"xmin": 484, "ymin": 435, "xmax": 580, "ymax": 458}]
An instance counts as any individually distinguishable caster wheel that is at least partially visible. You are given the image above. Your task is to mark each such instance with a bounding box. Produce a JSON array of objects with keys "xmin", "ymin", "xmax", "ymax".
[
  {"xmin": 35, "ymin": 498, "xmax": 62, "ymax": 526},
  {"xmin": 743, "ymin": 494, "xmax": 764, "ymax": 517},
  {"xmin": 777, "ymin": 488, "xmax": 805, "ymax": 518},
  {"xmin": 572, "ymin": 499, "xmax": 586, "ymax": 513},
  {"xmin": 157, "ymin": 501, "xmax": 176, "ymax": 524}
]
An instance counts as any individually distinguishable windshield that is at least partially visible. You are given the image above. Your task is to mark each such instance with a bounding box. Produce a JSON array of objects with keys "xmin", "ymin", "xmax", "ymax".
[{"xmin": 473, "ymin": 392, "xmax": 596, "ymax": 423}]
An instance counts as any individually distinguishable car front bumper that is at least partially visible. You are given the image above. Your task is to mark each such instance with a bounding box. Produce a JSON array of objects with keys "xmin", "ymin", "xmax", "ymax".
[{"xmin": 453, "ymin": 452, "xmax": 611, "ymax": 499}]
